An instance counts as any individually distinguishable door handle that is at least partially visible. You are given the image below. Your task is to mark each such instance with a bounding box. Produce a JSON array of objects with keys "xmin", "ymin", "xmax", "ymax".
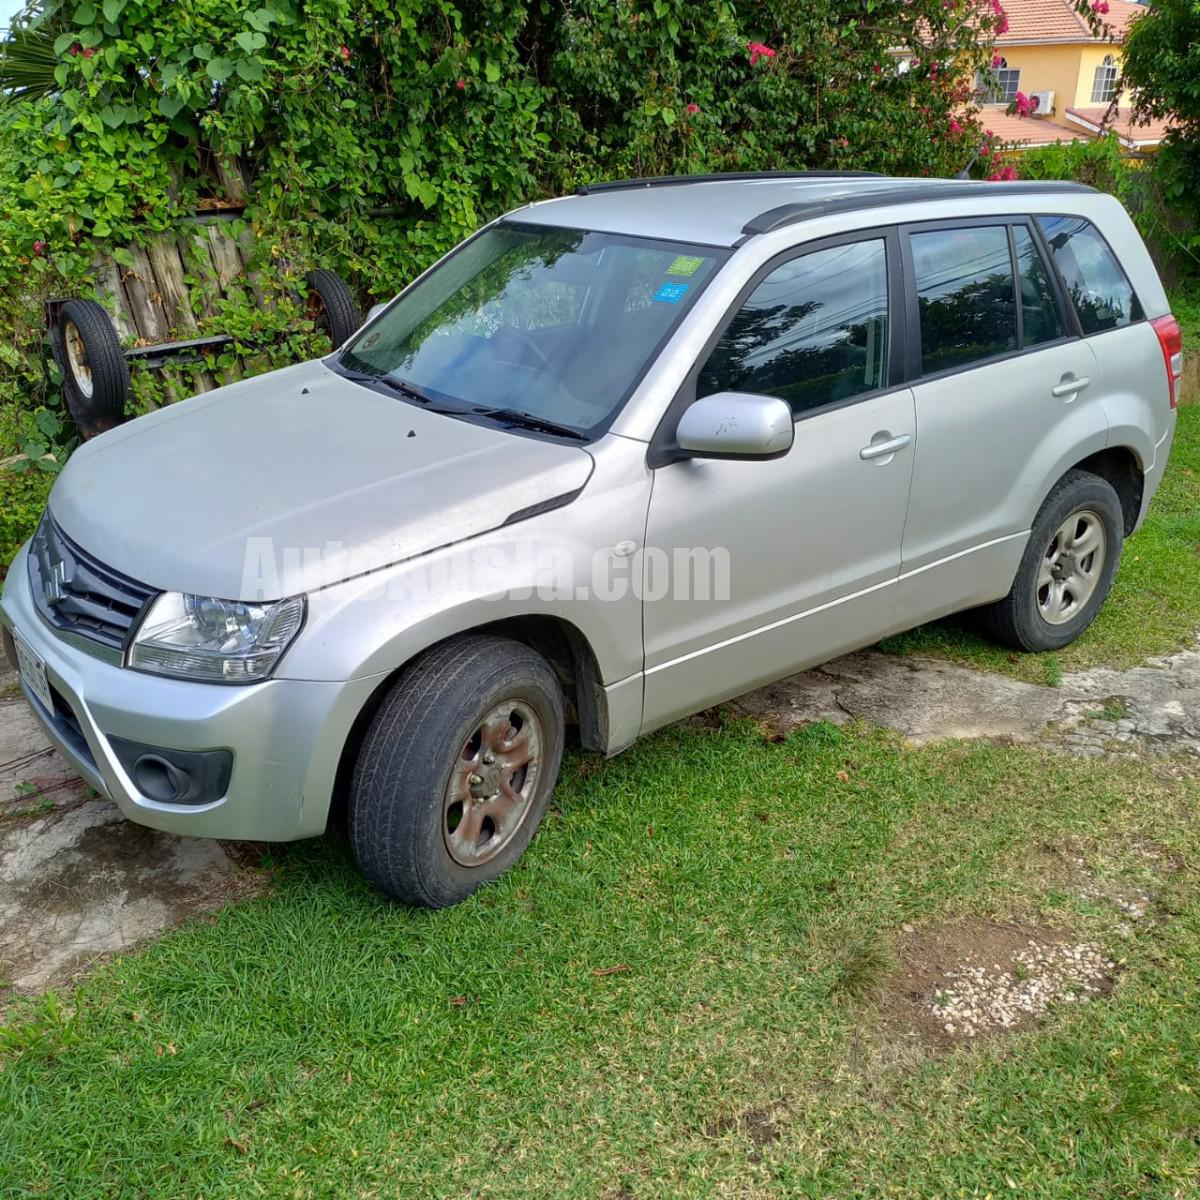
[
  {"xmin": 859, "ymin": 433, "xmax": 912, "ymax": 461},
  {"xmin": 1051, "ymin": 376, "xmax": 1090, "ymax": 398}
]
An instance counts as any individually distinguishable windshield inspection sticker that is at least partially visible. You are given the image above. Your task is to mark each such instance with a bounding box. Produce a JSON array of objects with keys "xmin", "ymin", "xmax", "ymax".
[
  {"xmin": 666, "ymin": 254, "xmax": 704, "ymax": 277},
  {"xmin": 652, "ymin": 281, "xmax": 690, "ymax": 304}
]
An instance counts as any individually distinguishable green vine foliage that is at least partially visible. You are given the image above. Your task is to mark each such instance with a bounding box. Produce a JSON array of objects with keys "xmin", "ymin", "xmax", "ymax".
[{"xmin": 0, "ymin": 0, "xmax": 1004, "ymax": 466}]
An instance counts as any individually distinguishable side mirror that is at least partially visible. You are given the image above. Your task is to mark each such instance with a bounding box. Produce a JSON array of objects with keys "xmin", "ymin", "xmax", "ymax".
[
  {"xmin": 365, "ymin": 302, "xmax": 388, "ymax": 323},
  {"xmin": 674, "ymin": 392, "xmax": 794, "ymax": 461}
]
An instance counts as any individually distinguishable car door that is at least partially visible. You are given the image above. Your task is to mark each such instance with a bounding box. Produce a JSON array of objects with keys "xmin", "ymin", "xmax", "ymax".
[
  {"xmin": 894, "ymin": 217, "xmax": 1101, "ymax": 629},
  {"xmin": 640, "ymin": 231, "xmax": 917, "ymax": 733}
]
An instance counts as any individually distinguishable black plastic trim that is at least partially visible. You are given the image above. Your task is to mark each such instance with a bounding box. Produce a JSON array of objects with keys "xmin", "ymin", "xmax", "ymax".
[
  {"xmin": 741, "ymin": 181, "xmax": 1098, "ymax": 236},
  {"xmin": 109, "ymin": 736, "xmax": 233, "ymax": 806},
  {"xmin": 576, "ymin": 170, "xmax": 883, "ymax": 195},
  {"xmin": 503, "ymin": 486, "xmax": 586, "ymax": 527}
]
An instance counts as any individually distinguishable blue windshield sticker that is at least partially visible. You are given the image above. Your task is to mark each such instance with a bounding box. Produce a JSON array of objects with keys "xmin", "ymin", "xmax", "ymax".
[{"xmin": 652, "ymin": 282, "xmax": 689, "ymax": 304}]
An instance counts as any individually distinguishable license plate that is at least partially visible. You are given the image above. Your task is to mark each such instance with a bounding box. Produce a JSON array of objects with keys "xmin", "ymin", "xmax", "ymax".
[{"xmin": 12, "ymin": 628, "xmax": 55, "ymax": 715}]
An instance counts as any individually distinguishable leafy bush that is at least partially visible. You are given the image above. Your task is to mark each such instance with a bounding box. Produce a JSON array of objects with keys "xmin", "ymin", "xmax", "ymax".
[
  {"xmin": 0, "ymin": 0, "xmax": 1008, "ymax": 565},
  {"xmin": 0, "ymin": 462, "xmax": 54, "ymax": 569},
  {"xmin": 0, "ymin": 0, "xmax": 1005, "ymax": 341},
  {"xmin": 1017, "ymin": 136, "xmax": 1198, "ymax": 285},
  {"xmin": 1121, "ymin": 0, "xmax": 1200, "ymax": 250}
]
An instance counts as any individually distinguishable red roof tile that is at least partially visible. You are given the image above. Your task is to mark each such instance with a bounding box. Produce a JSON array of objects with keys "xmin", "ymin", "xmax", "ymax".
[
  {"xmin": 983, "ymin": 111, "xmax": 1088, "ymax": 147},
  {"xmin": 997, "ymin": 0, "xmax": 1146, "ymax": 45},
  {"xmin": 1064, "ymin": 105, "xmax": 1171, "ymax": 145}
]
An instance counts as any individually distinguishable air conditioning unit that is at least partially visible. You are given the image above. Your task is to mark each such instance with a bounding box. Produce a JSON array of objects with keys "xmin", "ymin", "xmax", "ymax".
[{"xmin": 1029, "ymin": 90, "xmax": 1055, "ymax": 116}]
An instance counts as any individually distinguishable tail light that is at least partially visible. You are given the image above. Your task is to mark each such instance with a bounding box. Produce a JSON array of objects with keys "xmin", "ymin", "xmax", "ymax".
[{"xmin": 1152, "ymin": 314, "xmax": 1183, "ymax": 409}]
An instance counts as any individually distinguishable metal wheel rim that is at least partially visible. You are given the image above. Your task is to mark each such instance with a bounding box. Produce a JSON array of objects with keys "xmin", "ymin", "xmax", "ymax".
[
  {"xmin": 1037, "ymin": 508, "xmax": 1107, "ymax": 626},
  {"xmin": 63, "ymin": 321, "xmax": 94, "ymax": 398},
  {"xmin": 443, "ymin": 700, "xmax": 544, "ymax": 867},
  {"xmin": 305, "ymin": 291, "xmax": 330, "ymax": 336}
]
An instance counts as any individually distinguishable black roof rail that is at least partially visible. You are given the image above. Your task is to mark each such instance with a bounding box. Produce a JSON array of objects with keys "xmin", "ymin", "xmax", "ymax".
[
  {"xmin": 741, "ymin": 180, "xmax": 1098, "ymax": 236},
  {"xmin": 575, "ymin": 170, "xmax": 884, "ymax": 195}
]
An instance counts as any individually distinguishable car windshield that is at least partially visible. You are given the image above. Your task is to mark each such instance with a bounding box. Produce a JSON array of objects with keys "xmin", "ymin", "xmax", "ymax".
[{"xmin": 337, "ymin": 222, "xmax": 726, "ymax": 437}]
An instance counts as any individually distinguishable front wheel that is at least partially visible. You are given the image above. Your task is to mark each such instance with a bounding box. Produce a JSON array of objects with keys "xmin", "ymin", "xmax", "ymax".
[
  {"xmin": 978, "ymin": 469, "xmax": 1124, "ymax": 652},
  {"xmin": 348, "ymin": 635, "xmax": 565, "ymax": 907}
]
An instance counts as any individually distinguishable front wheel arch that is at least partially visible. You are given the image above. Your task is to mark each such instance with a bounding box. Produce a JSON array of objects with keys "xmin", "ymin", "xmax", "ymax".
[{"xmin": 326, "ymin": 615, "xmax": 608, "ymax": 832}]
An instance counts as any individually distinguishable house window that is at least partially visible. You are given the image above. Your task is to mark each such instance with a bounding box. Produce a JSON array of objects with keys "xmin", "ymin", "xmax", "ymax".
[
  {"xmin": 1091, "ymin": 54, "xmax": 1118, "ymax": 104},
  {"xmin": 977, "ymin": 57, "xmax": 1020, "ymax": 103}
]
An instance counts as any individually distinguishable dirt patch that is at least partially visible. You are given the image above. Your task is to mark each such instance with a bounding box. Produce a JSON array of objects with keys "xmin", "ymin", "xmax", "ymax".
[
  {"xmin": 704, "ymin": 1102, "xmax": 786, "ymax": 1162},
  {"xmin": 882, "ymin": 920, "xmax": 1116, "ymax": 1048}
]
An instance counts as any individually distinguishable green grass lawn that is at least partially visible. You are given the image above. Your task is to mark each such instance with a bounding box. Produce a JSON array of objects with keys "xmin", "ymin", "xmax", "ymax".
[
  {"xmin": 3, "ymin": 721, "xmax": 1199, "ymax": 1198},
  {"xmin": 881, "ymin": 402, "xmax": 1200, "ymax": 683}
]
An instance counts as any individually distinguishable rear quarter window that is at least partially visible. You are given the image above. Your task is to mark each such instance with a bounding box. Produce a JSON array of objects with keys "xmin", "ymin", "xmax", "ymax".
[{"xmin": 1036, "ymin": 215, "xmax": 1143, "ymax": 335}]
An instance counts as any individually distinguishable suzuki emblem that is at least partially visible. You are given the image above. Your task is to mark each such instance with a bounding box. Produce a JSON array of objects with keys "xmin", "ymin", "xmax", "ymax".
[{"xmin": 43, "ymin": 559, "xmax": 69, "ymax": 607}]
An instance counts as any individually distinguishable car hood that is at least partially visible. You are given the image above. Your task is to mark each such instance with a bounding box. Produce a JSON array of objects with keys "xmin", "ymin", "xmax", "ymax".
[{"xmin": 49, "ymin": 359, "xmax": 594, "ymax": 600}]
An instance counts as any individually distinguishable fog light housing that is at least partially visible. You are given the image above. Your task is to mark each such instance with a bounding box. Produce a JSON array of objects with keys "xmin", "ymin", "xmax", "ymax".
[{"xmin": 108, "ymin": 737, "xmax": 233, "ymax": 806}]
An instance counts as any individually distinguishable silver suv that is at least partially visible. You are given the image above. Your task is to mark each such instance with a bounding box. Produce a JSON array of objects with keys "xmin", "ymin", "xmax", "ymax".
[{"xmin": 2, "ymin": 173, "xmax": 1182, "ymax": 906}]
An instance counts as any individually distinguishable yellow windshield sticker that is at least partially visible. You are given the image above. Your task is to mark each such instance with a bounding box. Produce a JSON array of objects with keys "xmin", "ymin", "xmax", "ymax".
[{"xmin": 666, "ymin": 255, "xmax": 704, "ymax": 277}]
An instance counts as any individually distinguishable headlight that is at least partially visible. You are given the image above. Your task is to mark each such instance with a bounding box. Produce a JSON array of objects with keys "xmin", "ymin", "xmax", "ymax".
[{"xmin": 129, "ymin": 593, "xmax": 306, "ymax": 683}]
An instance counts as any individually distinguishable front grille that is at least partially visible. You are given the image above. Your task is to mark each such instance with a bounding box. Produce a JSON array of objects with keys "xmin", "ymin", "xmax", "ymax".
[{"xmin": 27, "ymin": 514, "xmax": 159, "ymax": 651}]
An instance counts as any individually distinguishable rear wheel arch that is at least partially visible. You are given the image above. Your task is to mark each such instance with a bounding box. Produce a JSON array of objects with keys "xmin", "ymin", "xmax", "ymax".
[{"xmin": 1068, "ymin": 446, "xmax": 1143, "ymax": 535}]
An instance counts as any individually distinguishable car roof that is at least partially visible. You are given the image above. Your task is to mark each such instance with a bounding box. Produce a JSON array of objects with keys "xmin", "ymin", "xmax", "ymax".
[{"xmin": 510, "ymin": 174, "xmax": 1096, "ymax": 248}]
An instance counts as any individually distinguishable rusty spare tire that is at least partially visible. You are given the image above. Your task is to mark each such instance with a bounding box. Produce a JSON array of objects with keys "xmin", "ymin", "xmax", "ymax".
[
  {"xmin": 53, "ymin": 298, "xmax": 129, "ymax": 439},
  {"xmin": 304, "ymin": 269, "xmax": 362, "ymax": 348}
]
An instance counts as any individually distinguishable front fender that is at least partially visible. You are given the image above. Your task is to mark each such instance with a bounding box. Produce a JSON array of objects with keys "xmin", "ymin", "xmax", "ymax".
[{"xmin": 275, "ymin": 443, "xmax": 652, "ymax": 693}]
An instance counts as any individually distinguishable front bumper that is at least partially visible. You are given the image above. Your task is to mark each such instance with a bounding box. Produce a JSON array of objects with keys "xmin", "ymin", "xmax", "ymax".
[{"xmin": 1, "ymin": 542, "xmax": 381, "ymax": 841}]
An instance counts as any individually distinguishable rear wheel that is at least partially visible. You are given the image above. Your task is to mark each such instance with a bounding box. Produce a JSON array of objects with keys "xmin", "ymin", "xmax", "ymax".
[
  {"xmin": 347, "ymin": 635, "xmax": 565, "ymax": 907},
  {"xmin": 978, "ymin": 469, "xmax": 1123, "ymax": 652}
]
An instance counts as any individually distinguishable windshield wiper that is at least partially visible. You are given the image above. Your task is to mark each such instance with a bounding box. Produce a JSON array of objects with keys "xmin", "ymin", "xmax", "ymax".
[
  {"xmin": 338, "ymin": 367, "xmax": 464, "ymax": 413},
  {"xmin": 476, "ymin": 408, "xmax": 586, "ymax": 440}
]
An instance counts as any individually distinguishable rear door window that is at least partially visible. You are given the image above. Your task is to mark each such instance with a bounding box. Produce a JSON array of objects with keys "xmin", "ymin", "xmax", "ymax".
[
  {"xmin": 1036, "ymin": 215, "xmax": 1143, "ymax": 334},
  {"xmin": 1013, "ymin": 225, "xmax": 1066, "ymax": 346},
  {"xmin": 910, "ymin": 225, "xmax": 1017, "ymax": 374}
]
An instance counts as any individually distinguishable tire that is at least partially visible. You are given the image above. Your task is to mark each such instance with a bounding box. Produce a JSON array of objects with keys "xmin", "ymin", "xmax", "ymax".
[
  {"xmin": 304, "ymin": 269, "xmax": 362, "ymax": 347},
  {"xmin": 978, "ymin": 469, "xmax": 1124, "ymax": 652},
  {"xmin": 348, "ymin": 635, "xmax": 566, "ymax": 907},
  {"xmin": 54, "ymin": 299, "xmax": 129, "ymax": 439}
]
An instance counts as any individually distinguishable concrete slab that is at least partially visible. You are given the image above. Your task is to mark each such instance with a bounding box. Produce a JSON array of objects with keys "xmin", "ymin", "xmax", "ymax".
[
  {"xmin": 731, "ymin": 641, "xmax": 1200, "ymax": 759},
  {"xmin": 0, "ymin": 800, "xmax": 257, "ymax": 992},
  {"xmin": 0, "ymin": 687, "xmax": 262, "ymax": 997},
  {"xmin": 0, "ymin": 693, "xmax": 85, "ymax": 807}
]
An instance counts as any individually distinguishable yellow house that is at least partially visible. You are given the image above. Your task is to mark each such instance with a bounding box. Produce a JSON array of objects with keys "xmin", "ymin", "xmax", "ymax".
[{"xmin": 979, "ymin": 0, "xmax": 1170, "ymax": 149}]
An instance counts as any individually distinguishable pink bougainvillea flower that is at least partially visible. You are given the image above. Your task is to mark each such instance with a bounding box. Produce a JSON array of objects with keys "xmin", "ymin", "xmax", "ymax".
[
  {"xmin": 988, "ymin": 164, "xmax": 1019, "ymax": 182},
  {"xmin": 455, "ymin": 78, "xmax": 466, "ymax": 90},
  {"xmin": 992, "ymin": 53, "xmax": 1003, "ymax": 67},
  {"xmin": 685, "ymin": 102, "xmax": 700, "ymax": 114},
  {"xmin": 1012, "ymin": 90, "xmax": 1036, "ymax": 117},
  {"xmin": 339, "ymin": 44, "xmax": 351, "ymax": 61},
  {"xmin": 949, "ymin": 117, "xmax": 963, "ymax": 134},
  {"xmin": 1092, "ymin": 0, "xmax": 1110, "ymax": 12},
  {"xmin": 981, "ymin": 144, "xmax": 992, "ymax": 157},
  {"xmin": 747, "ymin": 42, "xmax": 776, "ymax": 67}
]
